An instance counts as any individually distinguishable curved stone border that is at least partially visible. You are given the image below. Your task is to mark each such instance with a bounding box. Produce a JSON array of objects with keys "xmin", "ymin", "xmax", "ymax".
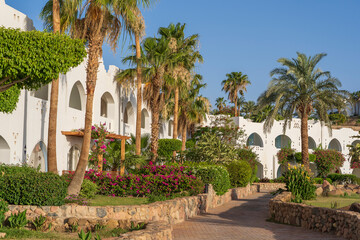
[
  {"xmin": 269, "ymin": 192, "xmax": 360, "ymax": 240},
  {"xmin": 114, "ymin": 221, "xmax": 172, "ymax": 240}
]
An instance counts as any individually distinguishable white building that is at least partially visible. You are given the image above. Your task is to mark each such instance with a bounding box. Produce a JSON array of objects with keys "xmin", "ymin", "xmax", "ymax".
[{"xmin": 0, "ymin": 1, "xmax": 359, "ymax": 178}]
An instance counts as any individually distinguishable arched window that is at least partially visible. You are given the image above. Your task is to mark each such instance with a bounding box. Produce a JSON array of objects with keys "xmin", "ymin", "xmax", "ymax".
[
  {"xmin": 308, "ymin": 137, "xmax": 317, "ymax": 150},
  {"xmin": 168, "ymin": 120, "xmax": 173, "ymax": 137},
  {"xmin": 68, "ymin": 146, "xmax": 80, "ymax": 171},
  {"xmin": 69, "ymin": 81, "xmax": 85, "ymax": 110},
  {"xmin": 141, "ymin": 109, "xmax": 149, "ymax": 129},
  {"xmin": 0, "ymin": 136, "xmax": 10, "ymax": 164},
  {"xmin": 32, "ymin": 85, "xmax": 49, "ymax": 100},
  {"xmin": 100, "ymin": 92, "xmax": 115, "ymax": 118},
  {"xmin": 29, "ymin": 141, "xmax": 47, "ymax": 172},
  {"xmin": 275, "ymin": 135, "xmax": 291, "ymax": 149},
  {"xmin": 352, "ymin": 140, "xmax": 360, "ymax": 147},
  {"xmin": 124, "ymin": 102, "xmax": 134, "ymax": 124},
  {"xmin": 256, "ymin": 162, "xmax": 264, "ymax": 179},
  {"xmin": 328, "ymin": 138, "xmax": 342, "ymax": 152},
  {"xmin": 246, "ymin": 133, "xmax": 264, "ymax": 147}
]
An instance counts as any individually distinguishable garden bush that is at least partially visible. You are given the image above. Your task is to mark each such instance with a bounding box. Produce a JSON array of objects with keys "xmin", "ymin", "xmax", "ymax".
[
  {"xmin": 158, "ymin": 139, "xmax": 182, "ymax": 161},
  {"xmin": 329, "ymin": 113, "xmax": 347, "ymax": 125},
  {"xmin": 225, "ymin": 160, "xmax": 252, "ymax": 187},
  {"xmin": 0, "ymin": 198, "xmax": 8, "ymax": 228},
  {"xmin": 327, "ymin": 173, "xmax": 359, "ymax": 184},
  {"xmin": 284, "ymin": 165, "xmax": 316, "ymax": 202},
  {"xmin": 0, "ymin": 171, "xmax": 67, "ymax": 206},
  {"xmin": 313, "ymin": 149, "xmax": 345, "ymax": 177},
  {"xmin": 277, "ymin": 147, "xmax": 295, "ymax": 165},
  {"xmin": 66, "ymin": 168, "xmax": 204, "ymax": 198},
  {"xmin": 294, "ymin": 152, "xmax": 316, "ymax": 163},
  {"xmin": 312, "ymin": 177, "xmax": 332, "ymax": 184},
  {"xmin": 79, "ymin": 179, "xmax": 99, "ymax": 199},
  {"xmin": 0, "ymin": 164, "xmax": 39, "ymax": 175},
  {"xmin": 237, "ymin": 148, "xmax": 259, "ymax": 182}
]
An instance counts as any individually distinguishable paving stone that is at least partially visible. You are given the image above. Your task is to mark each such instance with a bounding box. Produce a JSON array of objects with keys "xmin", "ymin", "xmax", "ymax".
[{"xmin": 172, "ymin": 192, "xmax": 345, "ymax": 240}]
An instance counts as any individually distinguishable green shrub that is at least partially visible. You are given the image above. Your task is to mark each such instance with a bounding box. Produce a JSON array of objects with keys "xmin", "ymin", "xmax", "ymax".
[
  {"xmin": 0, "ymin": 198, "xmax": 8, "ymax": 228},
  {"xmin": 186, "ymin": 132, "xmax": 238, "ymax": 164},
  {"xmin": 277, "ymin": 148, "xmax": 295, "ymax": 165},
  {"xmin": 329, "ymin": 113, "xmax": 347, "ymax": 125},
  {"xmin": 237, "ymin": 148, "xmax": 259, "ymax": 182},
  {"xmin": 79, "ymin": 179, "xmax": 99, "ymax": 199},
  {"xmin": 8, "ymin": 210, "xmax": 28, "ymax": 228},
  {"xmin": 313, "ymin": 149, "xmax": 345, "ymax": 177},
  {"xmin": 0, "ymin": 164, "xmax": 39, "ymax": 175},
  {"xmin": 284, "ymin": 165, "xmax": 316, "ymax": 201},
  {"xmin": 327, "ymin": 173, "xmax": 358, "ymax": 184},
  {"xmin": 225, "ymin": 161, "xmax": 252, "ymax": 187},
  {"xmin": 0, "ymin": 171, "xmax": 67, "ymax": 206},
  {"xmin": 273, "ymin": 176, "xmax": 285, "ymax": 183},
  {"xmin": 294, "ymin": 152, "xmax": 316, "ymax": 163},
  {"xmin": 157, "ymin": 139, "xmax": 182, "ymax": 161},
  {"xmin": 313, "ymin": 177, "xmax": 333, "ymax": 184},
  {"xmin": 185, "ymin": 139, "xmax": 196, "ymax": 150},
  {"xmin": 189, "ymin": 163, "xmax": 231, "ymax": 195}
]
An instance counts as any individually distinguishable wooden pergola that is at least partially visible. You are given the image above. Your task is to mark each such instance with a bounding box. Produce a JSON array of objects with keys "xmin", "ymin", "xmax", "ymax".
[{"xmin": 62, "ymin": 131, "xmax": 130, "ymax": 175}]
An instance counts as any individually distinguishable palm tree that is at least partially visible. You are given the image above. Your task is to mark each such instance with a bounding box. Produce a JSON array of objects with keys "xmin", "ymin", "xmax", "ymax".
[
  {"xmin": 257, "ymin": 52, "xmax": 348, "ymax": 171},
  {"xmin": 42, "ymin": 0, "xmax": 141, "ymax": 195},
  {"xmin": 242, "ymin": 101, "xmax": 256, "ymax": 118},
  {"xmin": 178, "ymin": 75, "xmax": 209, "ymax": 151},
  {"xmin": 221, "ymin": 72, "xmax": 250, "ymax": 117},
  {"xmin": 158, "ymin": 23, "xmax": 203, "ymax": 154},
  {"xmin": 215, "ymin": 97, "xmax": 226, "ymax": 112},
  {"xmin": 236, "ymin": 96, "xmax": 245, "ymax": 116}
]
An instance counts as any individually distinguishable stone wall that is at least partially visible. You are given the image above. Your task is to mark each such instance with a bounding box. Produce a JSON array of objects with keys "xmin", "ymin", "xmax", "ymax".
[
  {"xmin": 253, "ymin": 183, "xmax": 286, "ymax": 192},
  {"xmin": 269, "ymin": 192, "xmax": 360, "ymax": 240}
]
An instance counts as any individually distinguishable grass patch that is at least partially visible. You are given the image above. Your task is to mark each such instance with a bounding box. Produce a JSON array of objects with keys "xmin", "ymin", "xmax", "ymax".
[
  {"xmin": 0, "ymin": 227, "xmax": 78, "ymax": 239},
  {"xmin": 304, "ymin": 195, "xmax": 360, "ymax": 209},
  {"xmin": 89, "ymin": 195, "xmax": 148, "ymax": 206}
]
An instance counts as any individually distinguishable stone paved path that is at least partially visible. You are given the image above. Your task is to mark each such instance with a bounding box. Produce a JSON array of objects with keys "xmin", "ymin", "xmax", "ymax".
[{"xmin": 172, "ymin": 192, "xmax": 344, "ymax": 240}]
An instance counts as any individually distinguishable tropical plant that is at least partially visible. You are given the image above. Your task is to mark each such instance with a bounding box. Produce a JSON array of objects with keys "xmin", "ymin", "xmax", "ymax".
[
  {"xmin": 8, "ymin": 210, "xmax": 28, "ymax": 229},
  {"xmin": 313, "ymin": 149, "xmax": 345, "ymax": 177},
  {"xmin": 49, "ymin": 0, "xmax": 143, "ymax": 195},
  {"xmin": 221, "ymin": 72, "xmax": 250, "ymax": 117},
  {"xmin": 225, "ymin": 160, "xmax": 252, "ymax": 187},
  {"xmin": 32, "ymin": 215, "xmax": 47, "ymax": 231},
  {"xmin": 215, "ymin": 97, "xmax": 227, "ymax": 112},
  {"xmin": 241, "ymin": 101, "xmax": 256, "ymax": 118},
  {"xmin": 257, "ymin": 52, "xmax": 348, "ymax": 171},
  {"xmin": 277, "ymin": 147, "xmax": 295, "ymax": 165},
  {"xmin": 284, "ymin": 165, "xmax": 316, "ymax": 202},
  {"xmin": 0, "ymin": 198, "xmax": 8, "ymax": 228}
]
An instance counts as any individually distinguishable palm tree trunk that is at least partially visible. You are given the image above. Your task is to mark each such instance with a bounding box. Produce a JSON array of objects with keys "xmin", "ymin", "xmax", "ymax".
[
  {"xmin": 172, "ymin": 87, "xmax": 179, "ymax": 158},
  {"xmin": 135, "ymin": 33, "xmax": 142, "ymax": 156},
  {"xmin": 150, "ymin": 77, "xmax": 161, "ymax": 162},
  {"xmin": 68, "ymin": 37, "xmax": 102, "ymax": 195},
  {"xmin": 234, "ymin": 96, "xmax": 238, "ymax": 117},
  {"xmin": 301, "ymin": 111, "xmax": 310, "ymax": 172},
  {"xmin": 181, "ymin": 124, "xmax": 187, "ymax": 151},
  {"xmin": 47, "ymin": 0, "xmax": 61, "ymax": 174}
]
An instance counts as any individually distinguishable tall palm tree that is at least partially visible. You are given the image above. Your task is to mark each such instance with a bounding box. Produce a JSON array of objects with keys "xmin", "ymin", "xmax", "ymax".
[
  {"xmin": 236, "ymin": 96, "xmax": 245, "ymax": 116},
  {"xmin": 257, "ymin": 52, "xmax": 348, "ymax": 171},
  {"xmin": 215, "ymin": 97, "xmax": 226, "ymax": 112},
  {"xmin": 178, "ymin": 75, "xmax": 209, "ymax": 151},
  {"xmin": 42, "ymin": 0, "xmax": 141, "ymax": 195},
  {"xmin": 158, "ymin": 23, "xmax": 203, "ymax": 152},
  {"xmin": 242, "ymin": 101, "xmax": 256, "ymax": 118},
  {"xmin": 221, "ymin": 72, "xmax": 250, "ymax": 117}
]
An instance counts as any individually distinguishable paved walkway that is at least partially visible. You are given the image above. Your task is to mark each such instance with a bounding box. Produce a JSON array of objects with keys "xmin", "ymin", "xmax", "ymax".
[{"xmin": 172, "ymin": 192, "xmax": 344, "ymax": 240}]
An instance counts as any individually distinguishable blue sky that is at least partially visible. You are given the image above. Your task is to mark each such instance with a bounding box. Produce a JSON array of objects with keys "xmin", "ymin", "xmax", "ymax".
[{"xmin": 8, "ymin": 0, "xmax": 360, "ymax": 108}]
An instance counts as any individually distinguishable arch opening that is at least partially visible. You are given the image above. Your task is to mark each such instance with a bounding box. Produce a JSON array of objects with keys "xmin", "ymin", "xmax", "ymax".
[
  {"xmin": 69, "ymin": 81, "xmax": 85, "ymax": 110},
  {"xmin": 247, "ymin": 133, "xmax": 264, "ymax": 147},
  {"xmin": 0, "ymin": 136, "xmax": 10, "ymax": 164},
  {"xmin": 29, "ymin": 141, "xmax": 47, "ymax": 172},
  {"xmin": 328, "ymin": 138, "xmax": 342, "ymax": 152},
  {"xmin": 124, "ymin": 102, "xmax": 135, "ymax": 124},
  {"xmin": 168, "ymin": 120, "xmax": 173, "ymax": 137},
  {"xmin": 141, "ymin": 109, "xmax": 149, "ymax": 129},
  {"xmin": 256, "ymin": 162, "xmax": 264, "ymax": 179},
  {"xmin": 68, "ymin": 145, "xmax": 80, "ymax": 171},
  {"xmin": 100, "ymin": 92, "xmax": 115, "ymax": 119},
  {"xmin": 275, "ymin": 135, "xmax": 292, "ymax": 149},
  {"xmin": 308, "ymin": 137, "xmax": 317, "ymax": 150}
]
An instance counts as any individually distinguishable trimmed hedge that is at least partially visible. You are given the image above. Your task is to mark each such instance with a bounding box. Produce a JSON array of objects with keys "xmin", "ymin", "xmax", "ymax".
[
  {"xmin": 225, "ymin": 160, "xmax": 252, "ymax": 187},
  {"xmin": 327, "ymin": 173, "xmax": 359, "ymax": 184},
  {"xmin": 294, "ymin": 152, "xmax": 316, "ymax": 163},
  {"xmin": 158, "ymin": 139, "xmax": 182, "ymax": 161},
  {"xmin": 0, "ymin": 171, "xmax": 67, "ymax": 206}
]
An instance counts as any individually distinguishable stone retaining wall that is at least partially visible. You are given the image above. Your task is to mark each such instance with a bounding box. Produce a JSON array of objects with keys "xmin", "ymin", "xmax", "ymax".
[
  {"xmin": 253, "ymin": 183, "xmax": 286, "ymax": 192},
  {"xmin": 269, "ymin": 192, "xmax": 360, "ymax": 240},
  {"xmin": 116, "ymin": 221, "xmax": 172, "ymax": 240}
]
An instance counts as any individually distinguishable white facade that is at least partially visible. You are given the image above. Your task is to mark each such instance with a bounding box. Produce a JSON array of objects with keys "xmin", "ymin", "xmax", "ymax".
[{"xmin": 0, "ymin": 1, "xmax": 359, "ymax": 178}]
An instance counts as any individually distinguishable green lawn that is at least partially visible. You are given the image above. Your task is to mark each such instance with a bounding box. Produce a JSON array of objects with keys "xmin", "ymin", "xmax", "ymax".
[
  {"xmin": 89, "ymin": 195, "xmax": 148, "ymax": 206},
  {"xmin": 304, "ymin": 195, "xmax": 360, "ymax": 209}
]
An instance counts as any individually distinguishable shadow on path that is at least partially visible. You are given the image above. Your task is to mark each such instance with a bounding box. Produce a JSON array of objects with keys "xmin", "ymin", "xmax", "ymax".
[{"xmin": 172, "ymin": 192, "xmax": 345, "ymax": 240}]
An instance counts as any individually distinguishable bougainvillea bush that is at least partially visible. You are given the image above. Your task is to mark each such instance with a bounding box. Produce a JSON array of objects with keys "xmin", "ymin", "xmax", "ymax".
[
  {"xmin": 313, "ymin": 149, "xmax": 345, "ymax": 177},
  {"xmin": 277, "ymin": 147, "xmax": 295, "ymax": 165},
  {"xmin": 65, "ymin": 167, "xmax": 204, "ymax": 198}
]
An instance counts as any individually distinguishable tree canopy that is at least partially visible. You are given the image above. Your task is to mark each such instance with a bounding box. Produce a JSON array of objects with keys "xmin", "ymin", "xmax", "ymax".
[{"xmin": 0, "ymin": 27, "xmax": 86, "ymax": 113}]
